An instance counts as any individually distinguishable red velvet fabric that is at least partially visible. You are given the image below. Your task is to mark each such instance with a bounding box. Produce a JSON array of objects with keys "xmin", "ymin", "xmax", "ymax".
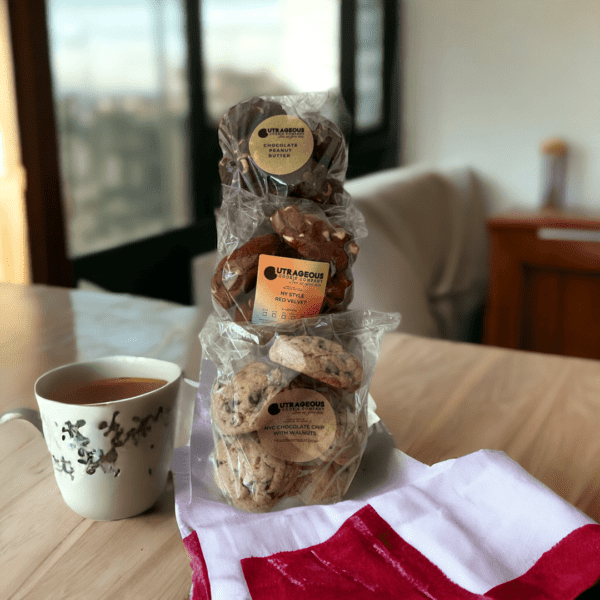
[
  {"xmin": 182, "ymin": 529, "xmax": 212, "ymax": 600},
  {"xmin": 486, "ymin": 524, "xmax": 600, "ymax": 600},
  {"xmin": 241, "ymin": 505, "xmax": 600, "ymax": 600},
  {"xmin": 242, "ymin": 504, "xmax": 484, "ymax": 600}
]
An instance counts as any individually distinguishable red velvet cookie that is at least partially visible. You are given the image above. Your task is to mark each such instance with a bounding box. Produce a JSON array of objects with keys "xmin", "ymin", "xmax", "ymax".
[
  {"xmin": 211, "ymin": 233, "xmax": 288, "ymax": 310},
  {"xmin": 270, "ymin": 205, "xmax": 359, "ymax": 273},
  {"xmin": 323, "ymin": 271, "xmax": 353, "ymax": 312}
]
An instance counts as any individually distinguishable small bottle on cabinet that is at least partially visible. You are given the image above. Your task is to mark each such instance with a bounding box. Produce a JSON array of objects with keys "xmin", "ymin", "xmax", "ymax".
[{"xmin": 540, "ymin": 138, "xmax": 568, "ymax": 210}]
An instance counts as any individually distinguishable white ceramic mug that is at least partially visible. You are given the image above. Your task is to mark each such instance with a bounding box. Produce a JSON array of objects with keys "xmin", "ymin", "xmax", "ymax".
[{"xmin": 4, "ymin": 356, "xmax": 182, "ymax": 521}]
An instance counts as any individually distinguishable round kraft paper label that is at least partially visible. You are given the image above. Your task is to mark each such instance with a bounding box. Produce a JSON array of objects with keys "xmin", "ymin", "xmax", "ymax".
[
  {"xmin": 257, "ymin": 389, "xmax": 336, "ymax": 463},
  {"xmin": 249, "ymin": 115, "xmax": 314, "ymax": 175}
]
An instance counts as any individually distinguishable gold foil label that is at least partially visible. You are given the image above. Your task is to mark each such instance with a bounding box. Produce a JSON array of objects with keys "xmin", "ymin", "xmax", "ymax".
[
  {"xmin": 257, "ymin": 389, "xmax": 336, "ymax": 462},
  {"xmin": 249, "ymin": 115, "xmax": 313, "ymax": 175},
  {"xmin": 252, "ymin": 255, "xmax": 329, "ymax": 323}
]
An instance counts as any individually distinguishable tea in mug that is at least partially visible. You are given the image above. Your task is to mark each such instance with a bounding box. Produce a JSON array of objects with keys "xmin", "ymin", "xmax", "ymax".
[{"xmin": 49, "ymin": 377, "xmax": 168, "ymax": 405}]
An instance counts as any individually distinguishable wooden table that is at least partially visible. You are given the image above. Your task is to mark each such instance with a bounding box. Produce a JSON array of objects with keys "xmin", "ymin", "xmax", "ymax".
[
  {"xmin": 0, "ymin": 283, "xmax": 201, "ymax": 600},
  {"xmin": 2, "ymin": 283, "xmax": 600, "ymax": 599},
  {"xmin": 371, "ymin": 333, "xmax": 600, "ymax": 524}
]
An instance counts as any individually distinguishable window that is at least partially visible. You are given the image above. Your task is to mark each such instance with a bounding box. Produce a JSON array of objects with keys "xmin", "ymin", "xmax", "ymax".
[
  {"xmin": 48, "ymin": 0, "xmax": 191, "ymax": 257},
  {"xmin": 355, "ymin": 0, "xmax": 385, "ymax": 132},
  {"xmin": 7, "ymin": 0, "xmax": 398, "ymax": 302},
  {"xmin": 201, "ymin": 0, "xmax": 340, "ymax": 124}
]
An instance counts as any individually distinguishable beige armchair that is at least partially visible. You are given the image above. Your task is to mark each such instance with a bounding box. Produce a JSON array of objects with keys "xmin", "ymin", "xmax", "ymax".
[{"xmin": 346, "ymin": 165, "xmax": 489, "ymax": 341}]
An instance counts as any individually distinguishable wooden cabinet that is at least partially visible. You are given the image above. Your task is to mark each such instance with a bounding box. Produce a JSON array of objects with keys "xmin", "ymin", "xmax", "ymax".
[{"xmin": 484, "ymin": 209, "xmax": 600, "ymax": 360}]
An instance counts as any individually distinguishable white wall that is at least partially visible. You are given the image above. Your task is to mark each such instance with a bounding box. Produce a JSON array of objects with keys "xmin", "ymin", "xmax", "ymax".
[{"xmin": 402, "ymin": 0, "xmax": 600, "ymax": 215}]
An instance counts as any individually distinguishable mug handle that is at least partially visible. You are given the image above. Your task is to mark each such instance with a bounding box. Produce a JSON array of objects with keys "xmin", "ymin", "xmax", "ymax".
[{"xmin": 0, "ymin": 408, "xmax": 44, "ymax": 436}]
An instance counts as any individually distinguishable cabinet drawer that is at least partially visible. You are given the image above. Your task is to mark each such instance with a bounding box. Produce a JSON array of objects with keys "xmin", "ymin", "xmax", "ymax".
[{"xmin": 484, "ymin": 210, "xmax": 600, "ymax": 359}]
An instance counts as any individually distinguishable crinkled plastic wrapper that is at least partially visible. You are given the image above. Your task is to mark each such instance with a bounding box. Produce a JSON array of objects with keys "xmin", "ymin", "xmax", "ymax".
[
  {"xmin": 210, "ymin": 186, "xmax": 368, "ymax": 323},
  {"xmin": 218, "ymin": 91, "xmax": 351, "ymax": 206},
  {"xmin": 198, "ymin": 309, "xmax": 400, "ymax": 513}
]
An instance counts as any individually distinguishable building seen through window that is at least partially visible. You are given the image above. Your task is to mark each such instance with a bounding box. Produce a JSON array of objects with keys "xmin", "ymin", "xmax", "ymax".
[{"xmin": 48, "ymin": 0, "xmax": 340, "ymax": 258}]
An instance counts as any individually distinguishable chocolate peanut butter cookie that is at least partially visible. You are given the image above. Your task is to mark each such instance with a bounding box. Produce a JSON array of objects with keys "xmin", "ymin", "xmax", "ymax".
[
  {"xmin": 218, "ymin": 96, "xmax": 349, "ymax": 205},
  {"xmin": 288, "ymin": 170, "xmax": 346, "ymax": 206},
  {"xmin": 269, "ymin": 335, "xmax": 363, "ymax": 393},
  {"xmin": 214, "ymin": 434, "xmax": 299, "ymax": 512},
  {"xmin": 211, "ymin": 362, "xmax": 284, "ymax": 435},
  {"xmin": 284, "ymin": 116, "xmax": 348, "ymax": 204},
  {"xmin": 218, "ymin": 98, "xmax": 287, "ymax": 195},
  {"xmin": 311, "ymin": 119, "xmax": 347, "ymax": 173}
]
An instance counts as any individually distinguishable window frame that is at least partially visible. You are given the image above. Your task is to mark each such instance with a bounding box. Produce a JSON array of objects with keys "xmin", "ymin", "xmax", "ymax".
[
  {"xmin": 341, "ymin": 0, "xmax": 400, "ymax": 179},
  {"xmin": 7, "ymin": 0, "xmax": 72, "ymax": 287}
]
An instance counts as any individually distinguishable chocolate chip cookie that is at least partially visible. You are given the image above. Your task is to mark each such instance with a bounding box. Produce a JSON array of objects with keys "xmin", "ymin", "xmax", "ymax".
[
  {"xmin": 284, "ymin": 373, "xmax": 365, "ymax": 466},
  {"xmin": 320, "ymin": 404, "xmax": 368, "ymax": 466},
  {"xmin": 268, "ymin": 335, "xmax": 363, "ymax": 393},
  {"xmin": 298, "ymin": 460, "xmax": 358, "ymax": 505},
  {"xmin": 211, "ymin": 362, "xmax": 284, "ymax": 435},
  {"xmin": 214, "ymin": 434, "xmax": 299, "ymax": 512}
]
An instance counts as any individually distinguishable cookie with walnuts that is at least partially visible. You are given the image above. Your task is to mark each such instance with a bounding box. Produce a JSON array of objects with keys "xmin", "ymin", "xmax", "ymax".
[
  {"xmin": 320, "ymin": 403, "xmax": 368, "ymax": 466},
  {"xmin": 297, "ymin": 459, "xmax": 358, "ymax": 505},
  {"xmin": 211, "ymin": 361, "xmax": 284, "ymax": 435},
  {"xmin": 213, "ymin": 433, "xmax": 300, "ymax": 512},
  {"xmin": 269, "ymin": 334, "xmax": 363, "ymax": 393},
  {"xmin": 284, "ymin": 373, "xmax": 366, "ymax": 466}
]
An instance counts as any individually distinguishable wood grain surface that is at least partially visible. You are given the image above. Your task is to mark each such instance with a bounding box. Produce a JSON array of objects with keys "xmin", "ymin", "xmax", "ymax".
[
  {"xmin": 1, "ymin": 282, "xmax": 599, "ymax": 599},
  {"xmin": 370, "ymin": 333, "xmax": 600, "ymax": 523}
]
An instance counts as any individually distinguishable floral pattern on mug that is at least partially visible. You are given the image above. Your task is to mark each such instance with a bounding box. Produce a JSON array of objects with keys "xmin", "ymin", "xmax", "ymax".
[{"xmin": 54, "ymin": 406, "xmax": 171, "ymax": 478}]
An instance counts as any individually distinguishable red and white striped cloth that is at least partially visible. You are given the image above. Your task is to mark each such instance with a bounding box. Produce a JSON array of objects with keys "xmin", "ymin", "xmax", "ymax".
[{"xmin": 174, "ymin": 418, "xmax": 600, "ymax": 599}]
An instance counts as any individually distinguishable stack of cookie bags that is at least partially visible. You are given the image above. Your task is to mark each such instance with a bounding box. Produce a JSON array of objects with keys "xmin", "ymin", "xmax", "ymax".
[{"xmin": 200, "ymin": 92, "xmax": 400, "ymax": 513}]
